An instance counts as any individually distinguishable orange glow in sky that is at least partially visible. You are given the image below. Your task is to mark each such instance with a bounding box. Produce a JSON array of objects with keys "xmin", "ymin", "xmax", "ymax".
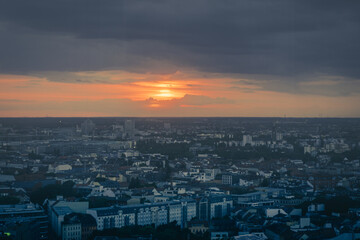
[
  {"xmin": 0, "ymin": 70, "xmax": 360, "ymax": 117},
  {"xmin": 132, "ymin": 81, "xmax": 197, "ymax": 100}
]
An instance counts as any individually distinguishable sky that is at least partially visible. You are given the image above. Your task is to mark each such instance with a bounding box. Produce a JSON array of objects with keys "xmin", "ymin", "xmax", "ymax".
[{"xmin": 0, "ymin": 0, "xmax": 360, "ymax": 117}]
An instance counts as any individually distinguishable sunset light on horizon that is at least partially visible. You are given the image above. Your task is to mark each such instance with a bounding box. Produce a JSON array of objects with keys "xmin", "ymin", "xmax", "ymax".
[
  {"xmin": 0, "ymin": 1, "xmax": 359, "ymax": 117},
  {"xmin": 1, "ymin": 2, "xmax": 360, "ymax": 238},
  {"xmin": 1, "ymin": 70, "xmax": 359, "ymax": 117}
]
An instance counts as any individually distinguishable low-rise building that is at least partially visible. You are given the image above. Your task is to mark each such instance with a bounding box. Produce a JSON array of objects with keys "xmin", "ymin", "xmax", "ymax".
[{"xmin": 87, "ymin": 199, "xmax": 197, "ymax": 230}]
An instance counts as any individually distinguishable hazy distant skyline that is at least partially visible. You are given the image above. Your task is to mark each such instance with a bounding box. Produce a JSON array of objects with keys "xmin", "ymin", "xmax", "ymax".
[{"xmin": 1, "ymin": 1, "xmax": 360, "ymax": 117}]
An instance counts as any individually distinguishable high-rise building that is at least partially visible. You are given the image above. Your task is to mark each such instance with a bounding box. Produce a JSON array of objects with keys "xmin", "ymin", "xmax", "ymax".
[
  {"xmin": 124, "ymin": 120, "xmax": 135, "ymax": 138},
  {"xmin": 242, "ymin": 135, "xmax": 253, "ymax": 146},
  {"xmin": 81, "ymin": 119, "xmax": 95, "ymax": 135},
  {"xmin": 164, "ymin": 123, "xmax": 171, "ymax": 131}
]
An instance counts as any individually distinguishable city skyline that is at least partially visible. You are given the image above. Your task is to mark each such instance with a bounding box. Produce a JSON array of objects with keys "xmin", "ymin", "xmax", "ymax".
[{"xmin": 1, "ymin": 117, "xmax": 360, "ymax": 240}]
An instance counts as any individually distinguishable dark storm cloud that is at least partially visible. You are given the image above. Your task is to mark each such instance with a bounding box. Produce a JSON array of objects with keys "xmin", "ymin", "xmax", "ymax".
[{"xmin": 0, "ymin": 0, "xmax": 360, "ymax": 82}]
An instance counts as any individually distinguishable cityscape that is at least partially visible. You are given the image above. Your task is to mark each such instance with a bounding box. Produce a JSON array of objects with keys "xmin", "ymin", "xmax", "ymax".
[
  {"xmin": 0, "ymin": 117, "xmax": 360, "ymax": 240},
  {"xmin": 1, "ymin": 0, "xmax": 360, "ymax": 240}
]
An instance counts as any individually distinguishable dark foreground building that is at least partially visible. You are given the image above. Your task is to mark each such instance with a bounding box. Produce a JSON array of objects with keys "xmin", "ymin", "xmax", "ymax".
[{"xmin": 0, "ymin": 204, "xmax": 48, "ymax": 240}]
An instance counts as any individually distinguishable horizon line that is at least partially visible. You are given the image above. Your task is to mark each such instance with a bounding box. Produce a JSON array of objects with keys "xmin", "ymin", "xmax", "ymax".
[{"xmin": 1, "ymin": 116, "xmax": 360, "ymax": 119}]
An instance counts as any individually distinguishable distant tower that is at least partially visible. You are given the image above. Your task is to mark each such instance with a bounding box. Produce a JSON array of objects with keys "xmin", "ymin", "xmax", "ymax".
[
  {"xmin": 271, "ymin": 122, "xmax": 277, "ymax": 142},
  {"xmin": 164, "ymin": 122, "xmax": 171, "ymax": 132},
  {"xmin": 242, "ymin": 135, "xmax": 252, "ymax": 146},
  {"xmin": 81, "ymin": 119, "xmax": 95, "ymax": 135},
  {"xmin": 276, "ymin": 132, "xmax": 283, "ymax": 141},
  {"xmin": 112, "ymin": 124, "xmax": 124, "ymax": 138},
  {"xmin": 124, "ymin": 120, "xmax": 135, "ymax": 138}
]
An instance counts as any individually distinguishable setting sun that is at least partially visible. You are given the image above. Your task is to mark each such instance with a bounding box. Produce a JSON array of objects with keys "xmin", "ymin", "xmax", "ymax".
[
  {"xmin": 132, "ymin": 80, "xmax": 195, "ymax": 101},
  {"xmin": 155, "ymin": 89, "xmax": 174, "ymax": 99}
]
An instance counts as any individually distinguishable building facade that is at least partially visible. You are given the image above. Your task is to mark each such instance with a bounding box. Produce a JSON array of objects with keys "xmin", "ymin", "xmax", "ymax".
[
  {"xmin": 198, "ymin": 196, "xmax": 233, "ymax": 221},
  {"xmin": 0, "ymin": 204, "xmax": 48, "ymax": 240},
  {"xmin": 87, "ymin": 200, "xmax": 197, "ymax": 230}
]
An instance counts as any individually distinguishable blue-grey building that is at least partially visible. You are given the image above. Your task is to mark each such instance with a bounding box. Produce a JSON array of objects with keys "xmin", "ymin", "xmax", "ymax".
[{"xmin": 87, "ymin": 199, "xmax": 197, "ymax": 230}]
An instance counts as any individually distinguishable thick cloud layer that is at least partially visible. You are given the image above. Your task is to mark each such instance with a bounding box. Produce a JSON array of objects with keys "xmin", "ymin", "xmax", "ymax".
[{"xmin": 0, "ymin": 1, "xmax": 359, "ymax": 88}]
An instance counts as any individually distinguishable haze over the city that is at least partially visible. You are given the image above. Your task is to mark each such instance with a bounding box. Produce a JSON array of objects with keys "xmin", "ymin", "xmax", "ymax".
[
  {"xmin": 1, "ymin": 1, "xmax": 360, "ymax": 117},
  {"xmin": 2, "ymin": 2, "xmax": 360, "ymax": 239}
]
